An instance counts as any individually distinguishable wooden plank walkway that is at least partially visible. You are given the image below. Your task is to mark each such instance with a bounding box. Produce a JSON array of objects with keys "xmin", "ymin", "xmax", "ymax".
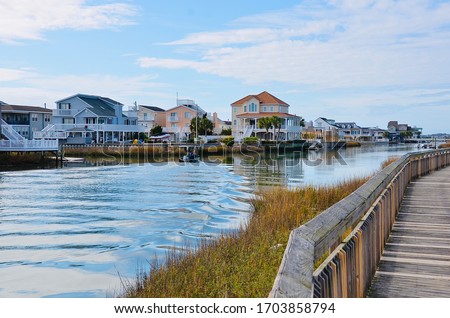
[{"xmin": 368, "ymin": 165, "xmax": 450, "ymax": 297}]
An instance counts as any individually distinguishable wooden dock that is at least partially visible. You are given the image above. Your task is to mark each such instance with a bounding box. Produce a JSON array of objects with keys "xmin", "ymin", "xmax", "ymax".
[{"xmin": 368, "ymin": 165, "xmax": 450, "ymax": 297}]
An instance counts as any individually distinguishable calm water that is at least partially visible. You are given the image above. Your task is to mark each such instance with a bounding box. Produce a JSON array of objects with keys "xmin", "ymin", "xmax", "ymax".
[{"xmin": 0, "ymin": 144, "xmax": 418, "ymax": 297}]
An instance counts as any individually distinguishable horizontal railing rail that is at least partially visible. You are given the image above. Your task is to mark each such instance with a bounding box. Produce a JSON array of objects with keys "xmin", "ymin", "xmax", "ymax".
[
  {"xmin": 0, "ymin": 139, "xmax": 59, "ymax": 151},
  {"xmin": 270, "ymin": 148, "xmax": 450, "ymax": 298}
]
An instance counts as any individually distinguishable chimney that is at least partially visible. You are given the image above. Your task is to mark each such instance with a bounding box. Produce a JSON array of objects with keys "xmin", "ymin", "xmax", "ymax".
[{"xmin": 213, "ymin": 112, "xmax": 218, "ymax": 128}]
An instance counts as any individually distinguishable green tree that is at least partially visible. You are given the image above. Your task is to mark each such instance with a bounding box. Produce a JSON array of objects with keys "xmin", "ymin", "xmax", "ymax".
[
  {"xmin": 270, "ymin": 116, "xmax": 283, "ymax": 141},
  {"xmin": 150, "ymin": 125, "xmax": 163, "ymax": 136},
  {"xmin": 220, "ymin": 127, "xmax": 232, "ymax": 136},
  {"xmin": 190, "ymin": 116, "xmax": 214, "ymax": 136},
  {"xmin": 258, "ymin": 117, "xmax": 273, "ymax": 140},
  {"xmin": 400, "ymin": 131, "xmax": 413, "ymax": 140},
  {"xmin": 299, "ymin": 117, "xmax": 305, "ymax": 127}
]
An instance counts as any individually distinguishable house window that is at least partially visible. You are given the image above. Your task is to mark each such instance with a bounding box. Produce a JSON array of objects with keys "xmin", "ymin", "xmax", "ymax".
[
  {"xmin": 234, "ymin": 120, "xmax": 237, "ymax": 126},
  {"xmin": 31, "ymin": 114, "xmax": 38, "ymax": 122},
  {"xmin": 63, "ymin": 118, "xmax": 74, "ymax": 124},
  {"xmin": 185, "ymin": 112, "xmax": 191, "ymax": 119},
  {"xmin": 44, "ymin": 114, "xmax": 51, "ymax": 122},
  {"xmin": 270, "ymin": 106, "xmax": 274, "ymax": 112},
  {"xmin": 263, "ymin": 106, "xmax": 267, "ymax": 112},
  {"xmin": 249, "ymin": 102, "xmax": 257, "ymax": 112},
  {"xmin": 244, "ymin": 106, "xmax": 247, "ymax": 112},
  {"xmin": 171, "ymin": 123, "xmax": 177, "ymax": 128},
  {"xmin": 59, "ymin": 103, "xmax": 71, "ymax": 110},
  {"xmin": 233, "ymin": 107, "xmax": 237, "ymax": 114},
  {"xmin": 144, "ymin": 113, "xmax": 148, "ymax": 120}
]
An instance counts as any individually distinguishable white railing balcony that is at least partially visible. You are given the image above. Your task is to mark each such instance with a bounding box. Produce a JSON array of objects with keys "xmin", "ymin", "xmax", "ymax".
[
  {"xmin": 52, "ymin": 109, "xmax": 80, "ymax": 117},
  {"xmin": 50, "ymin": 124, "xmax": 143, "ymax": 133},
  {"xmin": 168, "ymin": 116, "xmax": 179, "ymax": 123},
  {"xmin": 33, "ymin": 131, "xmax": 68, "ymax": 139}
]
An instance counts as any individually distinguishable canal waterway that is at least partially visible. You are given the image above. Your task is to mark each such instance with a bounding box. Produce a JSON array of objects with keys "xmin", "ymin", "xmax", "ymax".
[{"xmin": 0, "ymin": 144, "xmax": 419, "ymax": 297}]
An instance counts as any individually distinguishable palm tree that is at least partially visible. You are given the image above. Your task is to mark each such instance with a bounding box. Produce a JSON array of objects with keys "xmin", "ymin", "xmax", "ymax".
[
  {"xmin": 258, "ymin": 117, "xmax": 272, "ymax": 140},
  {"xmin": 270, "ymin": 116, "xmax": 283, "ymax": 141}
]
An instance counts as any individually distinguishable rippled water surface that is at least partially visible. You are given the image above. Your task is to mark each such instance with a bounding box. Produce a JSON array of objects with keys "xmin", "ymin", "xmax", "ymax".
[
  {"xmin": 0, "ymin": 144, "xmax": 419, "ymax": 297},
  {"xmin": 0, "ymin": 163, "xmax": 252, "ymax": 297}
]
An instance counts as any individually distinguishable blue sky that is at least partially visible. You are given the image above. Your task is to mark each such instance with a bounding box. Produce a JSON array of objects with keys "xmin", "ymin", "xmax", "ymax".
[{"xmin": 1, "ymin": 0, "xmax": 450, "ymax": 133}]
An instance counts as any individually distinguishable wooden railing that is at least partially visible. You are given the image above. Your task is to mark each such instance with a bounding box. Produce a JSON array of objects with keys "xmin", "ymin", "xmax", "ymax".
[{"xmin": 270, "ymin": 149, "xmax": 450, "ymax": 298}]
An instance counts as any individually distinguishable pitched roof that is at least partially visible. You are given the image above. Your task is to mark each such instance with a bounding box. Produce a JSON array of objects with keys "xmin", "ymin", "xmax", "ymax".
[
  {"xmin": 140, "ymin": 105, "xmax": 165, "ymax": 112},
  {"xmin": 0, "ymin": 104, "xmax": 52, "ymax": 113},
  {"xmin": 318, "ymin": 117, "xmax": 339, "ymax": 128},
  {"xmin": 231, "ymin": 91, "xmax": 289, "ymax": 106},
  {"xmin": 77, "ymin": 95, "xmax": 117, "ymax": 117}
]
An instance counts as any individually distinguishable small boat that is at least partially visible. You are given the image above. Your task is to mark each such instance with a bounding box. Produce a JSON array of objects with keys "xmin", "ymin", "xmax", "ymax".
[
  {"xmin": 179, "ymin": 154, "xmax": 200, "ymax": 163},
  {"xmin": 308, "ymin": 142, "xmax": 323, "ymax": 151}
]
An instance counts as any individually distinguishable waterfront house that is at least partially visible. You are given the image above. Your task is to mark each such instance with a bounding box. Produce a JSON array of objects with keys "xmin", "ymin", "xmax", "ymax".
[
  {"xmin": 388, "ymin": 121, "xmax": 422, "ymax": 141},
  {"xmin": 207, "ymin": 112, "xmax": 232, "ymax": 135},
  {"xmin": 0, "ymin": 102, "xmax": 52, "ymax": 139},
  {"xmin": 164, "ymin": 99, "xmax": 206, "ymax": 142},
  {"xmin": 314, "ymin": 117, "xmax": 388, "ymax": 142},
  {"xmin": 34, "ymin": 94, "xmax": 140, "ymax": 144},
  {"xmin": 231, "ymin": 91, "xmax": 303, "ymax": 141},
  {"xmin": 137, "ymin": 105, "xmax": 166, "ymax": 135}
]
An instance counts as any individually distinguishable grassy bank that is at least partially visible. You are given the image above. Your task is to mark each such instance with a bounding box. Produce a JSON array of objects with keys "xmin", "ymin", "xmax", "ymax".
[
  {"xmin": 122, "ymin": 177, "xmax": 368, "ymax": 298},
  {"xmin": 0, "ymin": 152, "xmax": 56, "ymax": 170}
]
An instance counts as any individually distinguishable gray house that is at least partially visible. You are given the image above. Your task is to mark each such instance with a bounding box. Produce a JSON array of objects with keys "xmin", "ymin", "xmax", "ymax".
[
  {"xmin": 0, "ymin": 103, "xmax": 52, "ymax": 139},
  {"xmin": 34, "ymin": 94, "xmax": 140, "ymax": 144}
]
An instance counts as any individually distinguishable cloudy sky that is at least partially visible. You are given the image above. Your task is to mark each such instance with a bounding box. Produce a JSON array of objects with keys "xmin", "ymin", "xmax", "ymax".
[{"xmin": 1, "ymin": 0, "xmax": 450, "ymax": 133}]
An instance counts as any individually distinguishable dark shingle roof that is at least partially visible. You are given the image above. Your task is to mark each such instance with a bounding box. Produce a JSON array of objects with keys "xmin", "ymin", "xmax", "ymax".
[
  {"xmin": 140, "ymin": 105, "xmax": 165, "ymax": 112},
  {"xmin": 0, "ymin": 104, "xmax": 52, "ymax": 113},
  {"xmin": 78, "ymin": 96, "xmax": 117, "ymax": 117}
]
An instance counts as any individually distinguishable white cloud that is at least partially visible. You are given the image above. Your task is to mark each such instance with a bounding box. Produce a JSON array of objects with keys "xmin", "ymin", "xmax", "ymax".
[
  {"xmin": 0, "ymin": 0, "xmax": 136, "ymax": 43},
  {"xmin": 0, "ymin": 68, "xmax": 35, "ymax": 81},
  {"xmin": 137, "ymin": 0, "xmax": 450, "ymax": 89},
  {"xmin": 0, "ymin": 72, "xmax": 169, "ymax": 107}
]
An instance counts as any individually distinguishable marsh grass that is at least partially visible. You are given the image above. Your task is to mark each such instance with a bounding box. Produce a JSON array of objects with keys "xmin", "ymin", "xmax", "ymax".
[
  {"xmin": 122, "ymin": 178, "xmax": 368, "ymax": 298},
  {"xmin": 380, "ymin": 156, "xmax": 400, "ymax": 169}
]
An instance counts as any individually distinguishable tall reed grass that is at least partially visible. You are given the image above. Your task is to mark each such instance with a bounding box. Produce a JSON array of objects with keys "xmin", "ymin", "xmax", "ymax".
[{"xmin": 122, "ymin": 177, "xmax": 368, "ymax": 298}]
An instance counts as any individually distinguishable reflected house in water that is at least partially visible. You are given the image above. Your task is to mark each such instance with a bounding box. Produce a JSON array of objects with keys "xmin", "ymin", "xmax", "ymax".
[
  {"xmin": 231, "ymin": 91, "xmax": 303, "ymax": 142},
  {"xmin": 34, "ymin": 94, "xmax": 140, "ymax": 144}
]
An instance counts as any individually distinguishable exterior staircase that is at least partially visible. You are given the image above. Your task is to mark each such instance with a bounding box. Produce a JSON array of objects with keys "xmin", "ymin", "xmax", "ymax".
[
  {"xmin": 1, "ymin": 119, "xmax": 25, "ymax": 141},
  {"xmin": 0, "ymin": 119, "xmax": 58, "ymax": 151}
]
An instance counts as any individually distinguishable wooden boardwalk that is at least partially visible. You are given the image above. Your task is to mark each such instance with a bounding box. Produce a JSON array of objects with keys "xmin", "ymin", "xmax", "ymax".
[{"xmin": 368, "ymin": 166, "xmax": 450, "ymax": 297}]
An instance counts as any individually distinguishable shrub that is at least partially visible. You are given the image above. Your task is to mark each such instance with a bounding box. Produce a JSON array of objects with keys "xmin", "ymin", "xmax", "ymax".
[
  {"xmin": 242, "ymin": 137, "xmax": 259, "ymax": 145},
  {"xmin": 221, "ymin": 136, "xmax": 234, "ymax": 147}
]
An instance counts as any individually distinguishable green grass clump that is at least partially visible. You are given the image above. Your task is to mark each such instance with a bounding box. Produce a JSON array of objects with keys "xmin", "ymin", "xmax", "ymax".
[{"xmin": 122, "ymin": 177, "xmax": 368, "ymax": 298}]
